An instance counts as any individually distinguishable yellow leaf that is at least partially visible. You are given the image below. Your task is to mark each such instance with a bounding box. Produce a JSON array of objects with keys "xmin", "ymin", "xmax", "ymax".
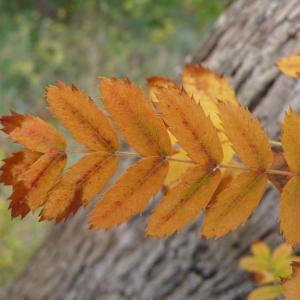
[
  {"xmin": 0, "ymin": 150, "xmax": 42, "ymax": 185},
  {"xmin": 202, "ymin": 172, "xmax": 267, "ymax": 238},
  {"xmin": 247, "ymin": 285, "xmax": 284, "ymax": 300},
  {"xmin": 283, "ymin": 262, "xmax": 300, "ymax": 300},
  {"xmin": 272, "ymin": 243, "xmax": 292, "ymax": 261},
  {"xmin": 271, "ymin": 243, "xmax": 293, "ymax": 278},
  {"xmin": 155, "ymin": 85, "xmax": 223, "ymax": 166},
  {"xmin": 45, "ymin": 82, "xmax": 119, "ymax": 152},
  {"xmin": 240, "ymin": 242, "xmax": 275, "ymax": 283},
  {"xmin": 0, "ymin": 112, "xmax": 66, "ymax": 152},
  {"xmin": 182, "ymin": 64, "xmax": 238, "ymax": 164},
  {"xmin": 281, "ymin": 109, "xmax": 300, "ymax": 173},
  {"xmin": 218, "ymin": 103, "xmax": 273, "ymax": 169},
  {"xmin": 100, "ymin": 78, "xmax": 172, "ymax": 156},
  {"xmin": 280, "ymin": 176, "xmax": 300, "ymax": 246},
  {"xmin": 209, "ymin": 167, "xmax": 241, "ymax": 203},
  {"xmin": 41, "ymin": 153, "xmax": 119, "ymax": 222},
  {"xmin": 9, "ymin": 149, "xmax": 67, "ymax": 217},
  {"xmin": 89, "ymin": 157, "xmax": 168, "ymax": 229},
  {"xmin": 239, "ymin": 257, "xmax": 270, "ymax": 275},
  {"xmin": 147, "ymin": 78, "xmax": 190, "ymax": 186},
  {"xmin": 182, "ymin": 64, "xmax": 238, "ymax": 105},
  {"xmin": 146, "ymin": 167, "xmax": 221, "ymax": 237},
  {"xmin": 164, "ymin": 149, "xmax": 192, "ymax": 187},
  {"xmin": 252, "ymin": 241, "xmax": 271, "ymax": 260},
  {"xmin": 277, "ymin": 55, "xmax": 300, "ymax": 78}
]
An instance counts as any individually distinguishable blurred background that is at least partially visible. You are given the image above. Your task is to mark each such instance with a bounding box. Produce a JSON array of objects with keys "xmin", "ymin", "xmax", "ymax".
[{"xmin": 0, "ymin": 0, "xmax": 230, "ymax": 293}]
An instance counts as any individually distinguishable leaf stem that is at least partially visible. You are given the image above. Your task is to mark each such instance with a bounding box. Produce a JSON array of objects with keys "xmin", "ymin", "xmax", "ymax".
[
  {"xmin": 65, "ymin": 149, "xmax": 296, "ymax": 177},
  {"xmin": 166, "ymin": 157, "xmax": 195, "ymax": 164},
  {"xmin": 269, "ymin": 139, "xmax": 282, "ymax": 146},
  {"xmin": 219, "ymin": 163, "xmax": 295, "ymax": 177}
]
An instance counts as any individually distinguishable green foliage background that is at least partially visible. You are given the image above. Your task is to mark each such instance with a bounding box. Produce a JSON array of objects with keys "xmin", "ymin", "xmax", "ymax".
[{"xmin": 0, "ymin": 0, "xmax": 228, "ymax": 292}]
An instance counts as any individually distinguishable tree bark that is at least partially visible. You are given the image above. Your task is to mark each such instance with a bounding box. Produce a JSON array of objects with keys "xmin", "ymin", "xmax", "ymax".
[{"xmin": 4, "ymin": 0, "xmax": 300, "ymax": 299}]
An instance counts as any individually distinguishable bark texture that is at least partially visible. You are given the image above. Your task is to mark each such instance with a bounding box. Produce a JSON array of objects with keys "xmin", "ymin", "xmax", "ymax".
[{"xmin": 4, "ymin": 0, "xmax": 300, "ymax": 299}]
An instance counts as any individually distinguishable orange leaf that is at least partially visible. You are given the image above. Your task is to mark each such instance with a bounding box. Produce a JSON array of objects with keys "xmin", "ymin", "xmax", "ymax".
[
  {"xmin": 280, "ymin": 176, "xmax": 300, "ymax": 246},
  {"xmin": 281, "ymin": 109, "xmax": 300, "ymax": 173},
  {"xmin": 0, "ymin": 112, "xmax": 66, "ymax": 152},
  {"xmin": 100, "ymin": 78, "xmax": 172, "ymax": 156},
  {"xmin": 277, "ymin": 55, "xmax": 300, "ymax": 78},
  {"xmin": 89, "ymin": 157, "xmax": 168, "ymax": 229},
  {"xmin": 155, "ymin": 85, "xmax": 223, "ymax": 166},
  {"xmin": 283, "ymin": 262, "xmax": 300, "ymax": 300},
  {"xmin": 218, "ymin": 103, "xmax": 272, "ymax": 169},
  {"xmin": 182, "ymin": 64, "xmax": 238, "ymax": 104},
  {"xmin": 45, "ymin": 82, "xmax": 119, "ymax": 152},
  {"xmin": 10, "ymin": 148, "xmax": 66, "ymax": 217},
  {"xmin": 146, "ymin": 167, "xmax": 221, "ymax": 237},
  {"xmin": 0, "ymin": 150, "xmax": 42, "ymax": 185},
  {"xmin": 41, "ymin": 153, "xmax": 119, "ymax": 222},
  {"xmin": 202, "ymin": 172, "xmax": 267, "ymax": 238}
]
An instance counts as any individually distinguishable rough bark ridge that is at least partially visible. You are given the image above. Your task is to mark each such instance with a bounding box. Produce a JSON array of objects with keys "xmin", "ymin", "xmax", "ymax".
[{"xmin": 4, "ymin": 0, "xmax": 300, "ymax": 299}]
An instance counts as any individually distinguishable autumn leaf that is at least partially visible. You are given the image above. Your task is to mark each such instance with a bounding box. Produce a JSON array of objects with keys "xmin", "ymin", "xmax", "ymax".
[
  {"xmin": 247, "ymin": 285, "xmax": 284, "ymax": 300},
  {"xmin": 89, "ymin": 157, "xmax": 168, "ymax": 229},
  {"xmin": 280, "ymin": 176, "xmax": 300, "ymax": 246},
  {"xmin": 182, "ymin": 64, "xmax": 238, "ymax": 104},
  {"xmin": 218, "ymin": 103, "xmax": 273, "ymax": 170},
  {"xmin": 147, "ymin": 76, "xmax": 178, "ymax": 103},
  {"xmin": 146, "ymin": 167, "xmax": 221, "ymax": 237},
  {"xmin": 0, "ymin": 150, "xmax": 42, "ymax": 185},
  {"xmin": 283, "ymin": 262, "xmax": 300, "ymax": 300},
  {"xmin": 155, "ymin": 85, "xmax": 223, "ymax": 166},
  {"xmin": 164, "ymin": 150, "xmax": 192, "ymax": 187},
  {"xmin": 240, "ymin": 242, "xmax": 272, "ymax": 277},
  {"xmin": 202, "ymin": 172, "xmax": 267, "ymax": 238},
  {"xmin": 277, "ymin": 55, "xmax": 300, "ymax": 78},
  {"xmin": 100, "ymin": 78, "xmax": 172, "ymax": 156},
  {"xmin": 182, "ymin": 64, "xmax": 238, "ymax": 163},
  {"xmin": 147, "ymin": 77, "xmax": 190, "ymax": 186},
  {"xmin": 281, "ymin": 109, "xmax": 300, "ymax": 173},
  {"xmin": 0, "ymin": 112, "xmax": 66, "ymax": 152},
  {"xmin": 41, "ymin": 153, "xmax": 119, "ymax": 221},
  {"xmin": 240, "ymin": 241, "xmax": 299, "ymax": 284},
  {"xmin": 9, "ymin": 148, "xmax": 66, "ymax": 217},
  {"xmin": 45, "ymin": 82, "xmax": 119, "ymax": 152},
  {"xmin": 271, "ymin": 243, "xmax": 299, "ymax": 278}
]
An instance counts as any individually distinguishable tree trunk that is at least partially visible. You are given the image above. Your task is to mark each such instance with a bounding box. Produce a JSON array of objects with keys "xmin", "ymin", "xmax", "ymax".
[{"xmin": 4, "ymin": 0, "xmax": 300, "ymax": 299}]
